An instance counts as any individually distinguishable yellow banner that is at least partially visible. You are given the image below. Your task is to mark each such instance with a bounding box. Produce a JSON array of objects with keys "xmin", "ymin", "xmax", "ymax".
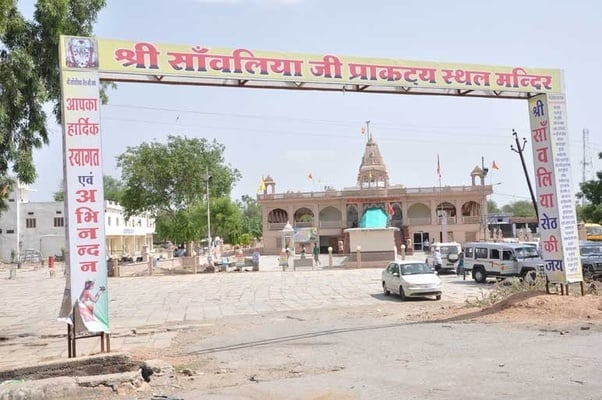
[{"xmin": 59, "ymin": 36, "xmax": 562, "ymax": 94}]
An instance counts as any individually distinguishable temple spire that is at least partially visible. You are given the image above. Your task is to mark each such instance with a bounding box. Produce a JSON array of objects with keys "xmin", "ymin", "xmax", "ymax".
[{"xmin": 356, "ymin": 123, "xmax": 389, "ymax": 189}]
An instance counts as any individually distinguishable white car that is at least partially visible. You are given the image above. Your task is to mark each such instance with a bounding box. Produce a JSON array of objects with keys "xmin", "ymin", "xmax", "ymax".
[{"xmin": 381, "ymin": 260, "xmax": 442, "ymax": 301}]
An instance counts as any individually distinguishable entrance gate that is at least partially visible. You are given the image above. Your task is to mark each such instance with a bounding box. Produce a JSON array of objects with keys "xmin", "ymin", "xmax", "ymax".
[{"xmin": 56, "ymin": 35, "xmax": 583, "ymax": 350}]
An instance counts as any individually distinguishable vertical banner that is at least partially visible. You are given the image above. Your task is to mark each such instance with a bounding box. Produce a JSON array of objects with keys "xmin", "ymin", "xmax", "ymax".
[
  {"xmin": 528, "ymin": 94, "xmax": 582, "ymax": 283},
  {"xmin": 57, "ymin": 37, "xmax": 109, "ymax": 333}
]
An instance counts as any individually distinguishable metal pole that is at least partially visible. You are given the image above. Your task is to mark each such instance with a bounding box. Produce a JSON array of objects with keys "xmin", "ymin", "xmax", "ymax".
[
  {"xmin": 481, "ymin": 157, "xmax": 489, "ymax": 241},
  {"xmin": 511, "ymin": 130, "xmax": 539, "ymax": 218},
  {"xmin": 206, "ymin": 170, "xmax": 212, "ymax": 251}
]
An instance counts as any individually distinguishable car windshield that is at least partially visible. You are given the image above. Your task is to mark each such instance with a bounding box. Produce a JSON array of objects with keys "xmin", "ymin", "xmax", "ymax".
[
  {"xmin": 514, "ymin": 246, "xmax": 540, "ymax": 259},
  {"xmin": 438, "ymin": 246, "xmax": 459, "ymax": 255},
  {"xmin": 401, "ymin": 263, "xmax": 433, "ymax": 275},
  {"xmin": 581, "ymin": 245, "xmax": 602, "ymax": 256}
]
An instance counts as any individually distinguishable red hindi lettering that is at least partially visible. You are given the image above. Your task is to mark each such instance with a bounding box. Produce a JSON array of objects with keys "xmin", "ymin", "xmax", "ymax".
[
  {"xmin": 417, "ymin": 68, "xmax": 437, "ymax": 84},
  {"xmin": 68, "ymin": 148, "xmax": 100, "ymax": 167},
  {"xmin": 75, "ymin": 189, "xmax": 97, "ymax": 203},
  {"xmin": 535, "ymin": 167, "xmax": 553, "ymax": 187},
  {"xmin": 441, "ymin": 69, "xmax": 491, "ymax": 86},
  {"xmin": 74, "ymin": 206, "xmax": 99, "ymax": 224},
  {"xmin": 167, "ymin": 46, "xmax": 209, "ymax": 71},
  {"xmin": 79, "ymin": 261, "xmax": 98, "ymax": 272},
  {"xmin": 66, "ymin": 98, "xmax": 98, "ymax": 111},
  {"xmin": 266, "ymin": 58, "xmax": 303, "ymax": 77},
  {"xmin": 539, "ymin": 193, "xmax": 555, "ymax": 208},
  {"xmin": 531, "ymin": 121, "xmax": 548, "ymax": 143},
  {"xmin": 543, "ymin": 235, "xmax": 559, "ymax": 253},
  {"xmin": 536, "ymin": 147, "xmax": 549, "ymax": 163},
  {"xmin": 114, "ymin": 42, "xmax": 160, "ymax": 69},
  {"xmin": 77, "ymin": 227, "xmax": 98, "ymax": 240},
  {"xmin": 77, "ymin": 243, "xmax": 101, "ymax": 257},
  {"xmin": 309, "ymin": 55, "xmax": 343, "ymax": 78},
  {"xmin": 348, "ymin": 63, "xmax": 378, "ymax": 80},
  {"xmin": 66, "ymin": 117, "xmax": 99, "ymax": 136}
]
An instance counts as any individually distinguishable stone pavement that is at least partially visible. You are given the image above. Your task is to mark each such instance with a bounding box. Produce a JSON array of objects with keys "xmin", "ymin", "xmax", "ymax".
[{"xmin": 0, "ymin": 252, "xmax": 485, "ymax": 370}]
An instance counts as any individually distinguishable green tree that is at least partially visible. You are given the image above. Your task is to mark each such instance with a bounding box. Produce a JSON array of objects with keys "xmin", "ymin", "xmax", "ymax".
[
  {"xmin": 237, "ymin": 194, "xmax": 262, "ymax": 240},
  {"xmin": 0, "ymin": 0, "xmax": 107, "ymax": 207},
  {"xmin": 205, "ymin": 197, "xmax": 241, "ymax": 244},
  {"xmin": 117, "ymin": 135, "xmax": 241, "ymax": 249},
  {"xmin": 577, "ymin": 151, "xmax": 602, "ymax": 223},
  {"xmin": 501, "ymin": 200, "xmax": 536, "ymax": 217},
  {"xmin": 53, "ymin": 182, "xmax": 64, "ymax": 201},
  {"xmin": 487, "ymin": 199, "xmax": 500, "ymax": 214},
  {"xmin": 103, "ymin": 175, "xmax": 124, "ymax": 203}
]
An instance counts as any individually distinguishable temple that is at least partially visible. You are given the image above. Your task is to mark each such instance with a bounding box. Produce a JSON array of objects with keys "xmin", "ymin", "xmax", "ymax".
[{"xmin": 257, "ymin": 131, "xmax": 493, "ymax": 255}]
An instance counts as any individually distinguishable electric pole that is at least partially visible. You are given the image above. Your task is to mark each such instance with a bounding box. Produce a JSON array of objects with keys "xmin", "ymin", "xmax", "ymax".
[
  {"xmin": 581, "ymin": 128, "xmax": 593, "ymax": 205},
  {"xmin": 510, "ymin": 129, "xmax": 539, "ymax": 218}
]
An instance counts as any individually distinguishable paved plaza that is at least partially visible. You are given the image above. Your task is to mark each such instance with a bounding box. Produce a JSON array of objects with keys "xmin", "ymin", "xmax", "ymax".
[{"xmin": 0, "ymin": 253, "xmax": 486, "ymax": 370}]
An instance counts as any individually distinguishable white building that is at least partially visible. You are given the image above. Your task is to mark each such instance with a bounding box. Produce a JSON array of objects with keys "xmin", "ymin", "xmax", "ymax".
[{"xmin": 0, "ymin": 186, "xmax": 155, "ymax": 263}]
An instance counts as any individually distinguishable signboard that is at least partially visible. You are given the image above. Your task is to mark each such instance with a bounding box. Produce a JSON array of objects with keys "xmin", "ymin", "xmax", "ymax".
[
  {"xmin": 528, "ymin": 94, "xmax": 582, "ymax": 283},
  {"xmin": 58, "ymin": 37, "xmax": 109, "ymax": 333},
  {"xmin": 294, "ymin": 227, "xmax": 318, "ymax": 243},
  {"xmin": 93, "ymin": 38, "xmax": 562, "ymax": 93}
]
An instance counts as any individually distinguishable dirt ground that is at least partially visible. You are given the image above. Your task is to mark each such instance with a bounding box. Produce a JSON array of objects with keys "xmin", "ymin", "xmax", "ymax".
[{"xmin": 77, "ymin": 290, "xmax": 602, "ymax": 399}]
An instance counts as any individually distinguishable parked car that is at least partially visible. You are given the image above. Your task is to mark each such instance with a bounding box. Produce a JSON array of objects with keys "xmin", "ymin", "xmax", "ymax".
[
  {"xmin": 382, "ymin": 260, "xmax": 442, "ymax": 301},
  {"xmin": 425, "ymin": 242, "xmax": 462, "ymax": 273},
  {"xmin": 463, "ymin": 242, "xmax": 544, "ymax": 283},
  {"xmin": 580, "ymin": 241, "xmax": 602, "ymax": 279}
]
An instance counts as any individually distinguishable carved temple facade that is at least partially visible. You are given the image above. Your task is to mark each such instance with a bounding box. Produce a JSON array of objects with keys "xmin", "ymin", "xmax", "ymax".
[{"xmin": 257, "ymin": 133, "xmax": 493, "ymax": 255}]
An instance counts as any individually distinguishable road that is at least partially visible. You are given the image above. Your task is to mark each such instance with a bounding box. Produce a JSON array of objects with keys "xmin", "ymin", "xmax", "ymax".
[
  {"xmin": 4, "ymin": 257, "xmax": 600, "ymax": 400},
  {"xmin": 0, "ymin": 254, "xmax": 482, "ymax": 369}
]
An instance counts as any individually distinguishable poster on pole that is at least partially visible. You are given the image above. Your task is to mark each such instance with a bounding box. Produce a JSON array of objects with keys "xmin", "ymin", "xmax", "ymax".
[{"xmin": 57, "ymin": 37, "xmax": 109, "ymax": 333}]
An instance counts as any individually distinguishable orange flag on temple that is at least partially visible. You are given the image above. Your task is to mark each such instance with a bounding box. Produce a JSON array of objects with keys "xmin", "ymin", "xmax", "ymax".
[
  {"xmin": 437, "ymin": 154, "xmax": 442, "ymax": 179},
  {"xmin": 386, "ymin": 203, "xmax": 394, "ymax": 216},
  {"xmin": 307, "ymin": 172, "xmax": 313, "ymax": 180},
  {"xmin": 492, "ymin": 160, "xmax": 499, "ymax": 170}
]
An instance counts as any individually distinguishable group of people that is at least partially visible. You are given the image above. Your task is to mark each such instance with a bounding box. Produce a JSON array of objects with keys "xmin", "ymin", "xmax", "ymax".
[
  {"xmin": 296, "ymin": 243, "xmax": 321, "ymax": 265},
  {"xmin": 429, "ymin": 246, "xmax": 465, "ymax": 277}
]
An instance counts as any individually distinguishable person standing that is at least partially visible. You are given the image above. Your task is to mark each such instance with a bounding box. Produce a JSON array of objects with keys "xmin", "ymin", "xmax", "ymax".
[
  {"xmin": 251, "ymin": 249, "xmax": 260, "ymax": 271},
  {"xmin": 434, "ymin": 248, "xmax": 442, "ymax": 272},
  {"xmin": 423, "ymin": 238, "xmax": 430, "ymax": 252},
  {"xmin": 313, "ymin": 243, "xmax": 320, "ymax": 266},
  {"xmin": 456, "ymin": 251, "xmax": 465, "ymax": 279},
  {"xmin": 300, "ymin": 245, "xmax": 307, "ymax": 259}
]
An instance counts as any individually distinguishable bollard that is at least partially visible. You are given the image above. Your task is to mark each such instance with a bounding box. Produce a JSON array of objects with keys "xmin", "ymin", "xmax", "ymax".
[
  {"xmin": 401, "ymin": 244, "xmax": 406, "ymax": 260},
  {"xmin": 328, "ymin": 246, "xmax": 333, "ymax": 268},
  {"xmin": 356, "ymin": 245, "xmax": 362, "ymax": 268}
]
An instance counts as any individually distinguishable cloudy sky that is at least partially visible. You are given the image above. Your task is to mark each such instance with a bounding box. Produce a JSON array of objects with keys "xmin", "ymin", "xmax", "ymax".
[{"xmin": 23, "ymin": 0, "xmax": 602, "ymax": 207}]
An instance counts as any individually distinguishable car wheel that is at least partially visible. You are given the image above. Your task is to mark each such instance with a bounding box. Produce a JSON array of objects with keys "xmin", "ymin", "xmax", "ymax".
[
  {"xmin": 399, "ymin": 286, "xmax": 406, "ymax": 301},
  {"xmin": 473, "ymin": 268, "xmax": 487, "ymax": 284},
  {"xmin": 521, "ymin": 269, "xmax": 538, "ymax": 285},
  {"xmin": 435, "ymin": 294, "xmax": 441, "ymax": 301},
  {"xmin": 383, "ymin": 282, "xmax": 390, "ymax": 296}
]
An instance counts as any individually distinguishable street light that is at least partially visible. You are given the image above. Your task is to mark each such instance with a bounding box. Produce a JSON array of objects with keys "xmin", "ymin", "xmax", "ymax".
[{"xmin": 205, "ymin": 172, "xmax": 212, "ymax": 253}]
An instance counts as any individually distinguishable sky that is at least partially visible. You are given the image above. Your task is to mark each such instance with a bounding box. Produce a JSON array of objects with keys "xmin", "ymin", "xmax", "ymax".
[{"xmin": 23, "ymin": 0, "xmax": 602, "ymax": 208}]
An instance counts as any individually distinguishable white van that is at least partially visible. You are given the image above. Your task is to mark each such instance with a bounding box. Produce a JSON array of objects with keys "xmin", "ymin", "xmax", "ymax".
[
  {"xmin": 425, "ymin": 242, "xmax": 462, "ymax": 273},
  {"xmin": 463, "ymin": 242, "xmax": 545, "ymax": 283}
]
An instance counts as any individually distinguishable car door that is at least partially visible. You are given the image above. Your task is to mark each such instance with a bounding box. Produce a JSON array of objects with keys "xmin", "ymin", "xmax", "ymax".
[
  {"xmin": 384, "ymin": 262, "xmax": 396, "ymax": 290},
  {"xmin": 386, "ymin": 263, "xmax": 400, "ymax": 294}
]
